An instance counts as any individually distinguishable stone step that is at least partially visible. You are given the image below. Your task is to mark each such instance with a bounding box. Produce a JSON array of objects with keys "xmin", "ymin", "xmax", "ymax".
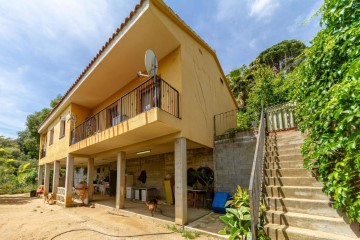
[
  {"xmin": 265, "ymin": 197, "xmax": 338, "ymax": 217},
  {"xmin": 266, "ymin": 148, "xmax": 303, "ymax": 157},
  {"xmin": 265, "ymin": 186, "xmax": 329, "ymax": 200},
  {"xmin": 265, "ymin": 168, "xmax": 315, "ymax": 178},
  {"xmin": 265, "ymin": 160, "xmax": 304, "ymax": 169},
  {"xmin": 265, "ymin": 143, "xmax": 302, "ymax": 152},
  {"xmin": 265, "ymin": 155, "xmax": 304, "ymax": 162},
  {"xmin": 264, "ymin": 177, "xmax": 322, "ymax": 187},
  {"xmin": 264, "ymin": 224, "xmax": 358, "ymax": 240},
  {"xmin": 265, "ymin": 210, "xmax": 358, "ymax": 238}
]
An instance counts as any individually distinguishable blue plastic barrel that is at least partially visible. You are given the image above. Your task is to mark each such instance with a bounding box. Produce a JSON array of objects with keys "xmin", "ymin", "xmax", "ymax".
[{"xmin": 212, "ymin": 192, "xmax": 231, "ymax": 213}]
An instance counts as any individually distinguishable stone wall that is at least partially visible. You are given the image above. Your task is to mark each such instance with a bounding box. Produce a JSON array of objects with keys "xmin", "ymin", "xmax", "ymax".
[{"xmin": 214, "ymin": 130, "xmax": 256, "ymax": 194}]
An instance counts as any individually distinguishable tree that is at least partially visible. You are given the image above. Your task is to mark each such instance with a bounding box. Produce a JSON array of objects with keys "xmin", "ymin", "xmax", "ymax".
[
  {"xmin": 17, "ymin": 94, "xmax": 62, "ymax": 159},
  {"xmin": 226, "ymin": 65, "xmax": 253, "ymax": 108},
  {"xmin": 295, "ymin": 0, "xmax": 360, "ymax": 223},
  {"xmin": 17, "ymin": 108, "xmax": 50, "ymax": 159},
  {"xmin": 253, "ymin": 39, "xmax": 306, "ymax": 72}
]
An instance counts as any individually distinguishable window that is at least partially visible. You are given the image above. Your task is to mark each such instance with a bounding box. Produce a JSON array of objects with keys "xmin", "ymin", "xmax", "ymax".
[
  {"xmin": 49, "ymin": 128, "xmax": 54, "ymax": 146},
  {"xmin": 59, "ymin": 117, "xmax": 66, "ymax": 139}
]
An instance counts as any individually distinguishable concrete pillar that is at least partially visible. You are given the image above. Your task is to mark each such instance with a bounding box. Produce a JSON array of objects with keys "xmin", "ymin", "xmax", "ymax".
[
  {"xmin": 175, "ymin": 138, "xmax": 187, "ymax": 225},
  {"xmin": 87, "ymin": 158, "xmax": 94, "ymax": 201},
  {"xmin": 64, "ymin": 155, "xmax": 74, "ymax": 207},
  {"xmin": 116, "ymin": 152, "xmax": 126, "ymax": 209},
  {"xmin": 37, "ymin": 165, "xmax": 44, "ymax": 186},
  {"xmin": 44, "ymin": 163, "xmax": 50, "ymax": 195},
  {"xmin": 52, "ymin": 161, "xmax": 60, "ymax": 195}
]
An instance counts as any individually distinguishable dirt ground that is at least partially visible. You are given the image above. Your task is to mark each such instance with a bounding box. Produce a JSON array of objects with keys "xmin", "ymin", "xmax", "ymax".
[{"xmin": 0, "ymin": 194, "xmax": 221, "ymax": 240}]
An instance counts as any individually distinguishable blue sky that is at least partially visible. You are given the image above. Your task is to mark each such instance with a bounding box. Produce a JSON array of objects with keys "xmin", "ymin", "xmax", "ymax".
[{"xmin": 0, "ymin": 0, "xmax": 322, "ymax": 139}]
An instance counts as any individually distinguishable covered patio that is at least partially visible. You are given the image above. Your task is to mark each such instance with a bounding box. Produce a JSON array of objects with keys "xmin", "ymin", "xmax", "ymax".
[{"xmin": 91, "ymin": 195, "xmax": 211, "ymax": 223}]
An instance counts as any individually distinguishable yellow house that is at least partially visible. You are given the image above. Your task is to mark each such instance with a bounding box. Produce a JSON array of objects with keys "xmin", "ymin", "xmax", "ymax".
[{"xmin": 37, "ymin": 0, "xmax": 236, "ymax": 225}]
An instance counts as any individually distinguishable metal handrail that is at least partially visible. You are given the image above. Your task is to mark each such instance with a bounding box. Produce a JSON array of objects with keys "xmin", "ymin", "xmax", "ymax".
[
  {"xmin": 70, "ymin": 76, "xmax": 180, "ymax": 145},
  {"xmin": 248, "ymin": 108, "xmax": 266, "ymax": 239}
]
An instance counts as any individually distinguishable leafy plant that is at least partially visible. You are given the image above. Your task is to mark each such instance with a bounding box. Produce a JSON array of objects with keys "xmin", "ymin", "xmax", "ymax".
[
  {"xmin": 294, "ymin": 0, "xmax": 360, "ymax": 223},
  {"xmin": 225, "ymin": 185, "xmax": 249, "ymax": 209},
  {"xmin": 219, "ymin": 186, "xmax": 270, "ymax": 240}
]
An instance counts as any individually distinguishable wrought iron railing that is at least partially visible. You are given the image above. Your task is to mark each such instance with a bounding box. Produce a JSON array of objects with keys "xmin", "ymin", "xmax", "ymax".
[
  {"xmin": 70, "ymin": 77, "xmax": 179, "ymax": 145},
  {"xmin": 266, "ymin": 102, "xmax": 296, "ymax": 132},
  {"xmin": 248, "ymin": 108, "xmax": 266, "ymax": 239},
  {"xmin": 214, "ymin": 109, "xmax": 238, "ymax": 136}
]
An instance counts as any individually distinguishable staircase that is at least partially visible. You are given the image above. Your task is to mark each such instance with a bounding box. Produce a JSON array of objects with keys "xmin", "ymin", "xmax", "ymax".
[{"xmin": 264, "ymin": 130, "xmax": 359, "ymax": 240}]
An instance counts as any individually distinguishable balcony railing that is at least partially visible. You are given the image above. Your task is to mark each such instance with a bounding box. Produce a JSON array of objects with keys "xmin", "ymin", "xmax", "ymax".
[{"xmin": 70, "ymin": 77, "xmax": 179, "ymax": 145}]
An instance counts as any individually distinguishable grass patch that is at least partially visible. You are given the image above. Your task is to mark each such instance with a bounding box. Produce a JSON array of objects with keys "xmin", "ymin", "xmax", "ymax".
[{"xmin": 167, "ymin": 225, "xmax": 200, "ymax": 239}]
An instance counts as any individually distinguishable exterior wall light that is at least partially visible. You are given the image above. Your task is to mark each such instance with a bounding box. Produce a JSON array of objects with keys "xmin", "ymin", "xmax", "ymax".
[{"xmin": 136, "ymin": 150, "xmax": 151, "ymax": 155}]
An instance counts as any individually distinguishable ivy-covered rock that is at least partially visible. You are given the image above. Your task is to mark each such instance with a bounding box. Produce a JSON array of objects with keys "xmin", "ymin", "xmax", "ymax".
[{"xmin": 295, "ymin": 0, "xmax": 360, "ymax": 223}]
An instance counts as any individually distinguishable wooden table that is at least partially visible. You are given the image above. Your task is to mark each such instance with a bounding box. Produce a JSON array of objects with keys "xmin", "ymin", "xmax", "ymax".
[{"xmin": 188, "ymin": 189, "xmax": 206, "ymax": 208}]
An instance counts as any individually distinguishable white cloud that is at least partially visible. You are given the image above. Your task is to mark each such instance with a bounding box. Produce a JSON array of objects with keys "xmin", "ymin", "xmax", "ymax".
[
  {"xmin": 0, "ymin": 67, "xmax": 32, "ymax": 137},
  {"xmin": 0, "ymin": 0, "xmax": 133, "ymax": 138},
  {"xmin": 248, "ymin": 0, "xmax": 280, "ymax": 20}
]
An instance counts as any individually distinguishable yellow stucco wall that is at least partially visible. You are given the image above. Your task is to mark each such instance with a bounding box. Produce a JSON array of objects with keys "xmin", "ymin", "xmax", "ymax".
[
  {"xmin": 38, "ymin": 1, "xmax": 236, "ymax": 163},
  {"xmin": 150, "ymin": 4, "xmax": 237, "ymax": 148},
  {"xmin": 39, "ymin": 105, "xmax": 71, "ymax": 165}
]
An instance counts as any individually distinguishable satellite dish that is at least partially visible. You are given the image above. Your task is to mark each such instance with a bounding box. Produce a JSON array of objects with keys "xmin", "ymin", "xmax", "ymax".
[{"xmin": 145, "ymin": 49, "xmax": 158, "ymax": 77}]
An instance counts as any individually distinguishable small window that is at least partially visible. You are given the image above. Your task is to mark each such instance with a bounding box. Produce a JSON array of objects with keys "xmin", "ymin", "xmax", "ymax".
[
  {"xmin": 59, "ymin": 117, "xmax": 66, "ymax": 139},
  {"xmin": 49, "ymin": 128, "xmax": 54, "ymax": 146},
  {"xmin": 220, "ymin": 77, "xmax": 224, "ymax": 84}
]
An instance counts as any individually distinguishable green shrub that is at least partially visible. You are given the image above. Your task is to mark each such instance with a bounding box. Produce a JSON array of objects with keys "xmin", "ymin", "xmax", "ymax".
[
  {"xmin": 218, "ymin": 186, "xmax": 270, "ymax": 240},
  {"xmin": 295, "ymin": 0, "xmax": 360, "ymax": 223}
]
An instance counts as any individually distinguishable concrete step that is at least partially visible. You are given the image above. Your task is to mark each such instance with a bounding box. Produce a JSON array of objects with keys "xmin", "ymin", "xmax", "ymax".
[
  {"xmin": 265, "ymin": 155, "xmax": 304, "ymax": 162},
  {"xmin": 265, "ymin": 223, "xmax": 358, "ymax": 240},
  {"xmin": 265, "ymin": 197, "xmax": 338, "ymax": 218},
  {"xmin": 265, "ymin": 143, "xmax": 302, "ymax": 152},
  {"xmin": 265, "ymin": 186, "xmax": 329, "ymax": 200},
  {"xmin": 265, "ymin": 161, "xmax": 304, "ymax": 169},
  {"xmin": 267, "ymin": 131, "xmax": 305, "ymax": 140},
  {"xmin": 265, "ymin": 210, "xmax": 359, "ymax": 238},
  {"xmin": 266, "ymin": 138, "xmax": 304, "ymax": 146},
  {"xmin": 264, "ymin": 177, "xmax": 322, "ymax": 187},
  {"xmin": 266, "ymin": 149, "xmax": 303, "ymax": 157},
  {"xmin": 265, "ymin": 168, "xmax": 315, "ymax": 178}
]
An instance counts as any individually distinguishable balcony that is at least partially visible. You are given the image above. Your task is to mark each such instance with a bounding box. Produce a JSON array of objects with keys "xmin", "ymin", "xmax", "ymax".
[{"xmin": 70, "ymin": 77, "xmax": 180, "ymax": 146}]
